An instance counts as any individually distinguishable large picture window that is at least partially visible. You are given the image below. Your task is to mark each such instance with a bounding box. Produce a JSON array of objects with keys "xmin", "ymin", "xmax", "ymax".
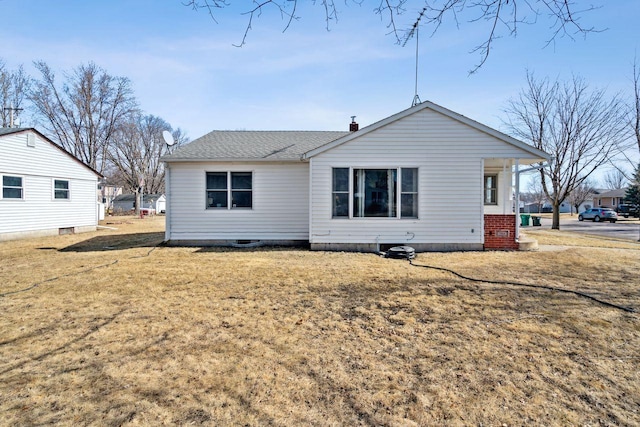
[
  {"xmin": 2, "ymin": 175, "xmax": 23, "ymax": 199},
  {"xmin": 54, "ymin": 179, "xmax": 70, "ymax": 199},
  {"xmin": 206, "ymin": 172, "xmax": 252, "ymax": 209},
  {"xmin": 332, "ymin": 167, "xmax": 417, "ymax": 218}
]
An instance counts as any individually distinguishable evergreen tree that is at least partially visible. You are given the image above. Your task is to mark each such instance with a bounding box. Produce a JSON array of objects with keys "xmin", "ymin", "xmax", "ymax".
[{"xmin": 625, "ymin": 164, "xmax": 640, "ymax": 207}]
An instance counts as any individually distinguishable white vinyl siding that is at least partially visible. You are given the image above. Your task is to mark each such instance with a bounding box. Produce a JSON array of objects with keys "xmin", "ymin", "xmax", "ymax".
[
  {"xmin": 310, "ymin": 107, "xmax": 526, "ymax": 245},
  {"xmin": 0, "ymin": 131, "xmax": 100, "ymax": 240},
  {"xmin": 167, "ymin": 162, "xmax": 309, "ymax": 241}
]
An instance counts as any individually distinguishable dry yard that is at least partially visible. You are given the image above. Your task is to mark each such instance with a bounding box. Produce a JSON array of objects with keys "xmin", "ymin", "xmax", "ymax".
[{"xmin": 1, "ymin": 216, "xmax": 639, "ymax": 426}]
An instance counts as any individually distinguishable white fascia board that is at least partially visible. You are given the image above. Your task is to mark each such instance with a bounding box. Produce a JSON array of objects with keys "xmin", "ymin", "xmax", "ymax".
[{"xmin": 161, "ymin": 157, "xmax": 309, "ymax": 163}]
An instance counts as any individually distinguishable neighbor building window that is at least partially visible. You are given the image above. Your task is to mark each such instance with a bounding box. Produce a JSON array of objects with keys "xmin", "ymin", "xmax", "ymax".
[
  {"xmin": 54, "ymin": 179, "xmax": 70, "ymax": 199},
  {"xmin": 484, "ymin": 174, "xmax": 497, "ymax": 205},
  {"xmin": 2, "ymin": 175, "xmax": 23, "ymax": 199},
  {"xmin": 206, "ymin": 172, "xmax": 252, "ymax": 209},
  {"xmin": 331, "ymin": 167, "xmax": 418, "ymax": 218}
]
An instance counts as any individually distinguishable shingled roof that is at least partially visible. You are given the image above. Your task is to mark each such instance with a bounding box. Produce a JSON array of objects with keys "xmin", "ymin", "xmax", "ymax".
[{"xmin": 162, "ymin": 130, "xmax": 349, "ymax": 162}]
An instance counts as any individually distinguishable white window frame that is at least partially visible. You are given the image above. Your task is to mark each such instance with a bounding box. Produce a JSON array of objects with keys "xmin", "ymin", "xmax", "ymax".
[
  {"xmin": 484, "ymin": 174, "xmax": 498, "ymax": 206},
  {"xmin": 1, "ymin": 174, "xmax": 24, "ymax": 200},
  {"xmin": 206, "ymin": 171, "xmax": 253, "ymax": 210},
  {"xmin": 53, "ymin": 179, "xmax": 70, "ymax": 200},
  {"xmin": 331, "ymin": 167, "xmax": 418, "ymax": 219}
]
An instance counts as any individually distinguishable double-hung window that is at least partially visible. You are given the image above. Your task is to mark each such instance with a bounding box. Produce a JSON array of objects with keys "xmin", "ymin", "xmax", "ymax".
[
  {"xmin": 484, "ymin": 174, "xmax": 497, "ymax": 205},
  {"xmin": 332, "ymin": 167, "xmax": 418, "ymax": 218},
  {"xmin": 206, "ymin": 172, "xmax": 252, "ymax": 209},
  {"xmin": 2, "ymin": 175, "xmax": 23, "ymax": 199},
  {"xmin": 54, "ymin": 179, "xmax": 70, "ymax": 200}
]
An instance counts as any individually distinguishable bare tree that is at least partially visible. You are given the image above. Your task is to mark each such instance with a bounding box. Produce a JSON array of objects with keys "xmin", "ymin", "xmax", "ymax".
[
  {"xmin": 568, "ymin": 178, "xmax": 594, "ymax": 215},
  {"xmin": 185, "ymin": 0, "xmax": 598, "ymax": 72},
  {"xmin": 504, "ymin": 72, "xmax": 630, "ymax": 229},
  {"xmin": 29, "ymin": 61, "xmax": 138, "ymax": 174},
  {"xmin": 611, "ymin": 56, "xmax": 640, "ymax": 181},
  {"xmin": 633, "ymin": 57, "xmax": 640, "ymax": 155},
  {"xmin": 108, "ymin": 114, "xmax": 187, "ymax": 212},
  {"xmin": 0, "ymin": 61, "xmax": 30, "ymax": 128},
  {"xmin": 602, "ymin": 169, "xmax": 628, "ymax": 190}
]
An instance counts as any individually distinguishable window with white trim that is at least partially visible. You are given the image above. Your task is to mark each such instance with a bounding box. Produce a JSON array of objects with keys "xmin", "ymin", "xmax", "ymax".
[
  {"xmin": 206, "ymin": 172, "xmax": 252, "ymax": 209},
  {"xmin": 2, "ymin": 175, "xmax": 23, "ymax": 199},
  {"xmin": 400, "ymin": 168, "xmax": 418, "ymax": 218},
  {"xmin": 54, "ymin": 179, "xmax": 70, "ymax": 199},
  {"xmin": 332, "ymin": 168, "xmax": 349, "ymax": 217},
  {"xmin": 484, "ymin": 174, "xmax": 497, "ymax": 205},
  {"xmin": 332, "ymin": 167, "xmax": 418, "ymax": 218}
]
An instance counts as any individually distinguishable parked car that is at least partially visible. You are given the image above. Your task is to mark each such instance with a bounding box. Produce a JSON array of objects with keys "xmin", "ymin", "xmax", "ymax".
[
  {"xmin": 616, "ymin": 204, "xmax": 639, "ymax": 218},
  {"xmin": 578, "ymin": 208, "xmax": 618, "ymax": 223}
]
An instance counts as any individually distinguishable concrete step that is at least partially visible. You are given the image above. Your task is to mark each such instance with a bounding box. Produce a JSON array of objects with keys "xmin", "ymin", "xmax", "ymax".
[{"xmin": 518, "ymin": 235, "xmax": 539, "ymax": 251}]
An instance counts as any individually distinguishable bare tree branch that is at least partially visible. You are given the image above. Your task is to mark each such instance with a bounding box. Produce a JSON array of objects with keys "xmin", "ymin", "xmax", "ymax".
[
  {"xmin": 602, "ymin": 169, "xmax": 628, "ymax": 190},
  {"xmin": 633, "ymin": 55, "xmax": 640, "ymax": 155},
  {"xmin": 185, "ymin": 1, "xmax": 600, "ymax": 71}
]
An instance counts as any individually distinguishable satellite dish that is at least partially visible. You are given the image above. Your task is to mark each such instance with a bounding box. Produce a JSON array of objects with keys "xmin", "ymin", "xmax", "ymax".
[{"xmin": 162, "ymin": 130, "xmax": 175, "ymax": 146}]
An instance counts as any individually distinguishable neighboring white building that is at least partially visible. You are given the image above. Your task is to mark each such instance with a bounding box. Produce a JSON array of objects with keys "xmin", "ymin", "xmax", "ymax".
[
  {"xmin": 162, "ymin": 101, "xmax": 549, "ymax": 251},
  {"xmin": 98, "ymin": 184, "xmax": 123, "ymax": 211},
  {"xmin": 0, "ymin": 128, "xmax": 102, "ymax": 241},
  {"xmin": 112, "ymin": 193, "xmax": 166, "ymax": 214}
]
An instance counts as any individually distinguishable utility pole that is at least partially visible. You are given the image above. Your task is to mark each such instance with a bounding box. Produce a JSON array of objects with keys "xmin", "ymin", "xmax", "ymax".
[{"xmin": 3, "ymin": 105, "xmax": 23, "ymax": 128}]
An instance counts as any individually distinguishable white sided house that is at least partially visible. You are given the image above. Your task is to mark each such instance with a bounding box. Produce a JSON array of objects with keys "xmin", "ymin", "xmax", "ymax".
[
  {"xmin": 0, "ymin": 128, "xmax": 102, "ymax": 241},
  {"xmin": 162, "ymin": 101, "xmax": 549, "ymax": 251}
]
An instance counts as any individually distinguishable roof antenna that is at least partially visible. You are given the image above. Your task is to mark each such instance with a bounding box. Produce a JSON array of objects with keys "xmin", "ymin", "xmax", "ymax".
[
  {"xmin": 404, "ymin": 8, "xmax": 426, "ymax": 107},
  {"xmin": 411, "ymin": 25, "xmax": 421, "ymax": 107}
]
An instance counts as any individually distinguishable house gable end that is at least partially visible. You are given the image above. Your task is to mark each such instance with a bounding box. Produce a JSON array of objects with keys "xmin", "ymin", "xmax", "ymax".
[
  {"xmin": 1, "ymin": 128, "xmax": 102, "ymax": 178},
  {"xmin": 302, "ymin": 101, "xmax": 549, "ymax": 162}
]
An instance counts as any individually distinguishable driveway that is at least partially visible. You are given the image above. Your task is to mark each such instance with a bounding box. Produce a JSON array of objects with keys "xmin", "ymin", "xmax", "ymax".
[{"xmin": 530, "ymin": 215, "xmax": 640, "ymax": 241}]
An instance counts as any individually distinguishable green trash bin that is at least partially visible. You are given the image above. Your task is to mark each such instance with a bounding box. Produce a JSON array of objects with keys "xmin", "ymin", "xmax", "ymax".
[
  {"xmin": 531, "ymin": 215, "xmax": 541, "ymax": 226},
  {"xmin": 520, "ymin": 214, "xmax": 530, "ymax": 226}
]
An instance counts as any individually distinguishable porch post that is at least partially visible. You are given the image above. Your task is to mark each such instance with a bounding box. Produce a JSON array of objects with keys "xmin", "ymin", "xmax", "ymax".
[
  {"xmin": 502, "ymin": 159, "xmax": 508, "ymax": 215},
  {"xmin": 514, "ymin": 159, "xmax": 520, "ymax": 240}
]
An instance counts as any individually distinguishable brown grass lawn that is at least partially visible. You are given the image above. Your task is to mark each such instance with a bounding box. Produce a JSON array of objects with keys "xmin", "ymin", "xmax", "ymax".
[{"xmin": 1, "ymin": 216, "xmax": 639, "ymax": 426}]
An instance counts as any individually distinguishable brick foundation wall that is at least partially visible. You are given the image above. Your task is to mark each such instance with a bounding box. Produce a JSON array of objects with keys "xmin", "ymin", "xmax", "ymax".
[{"xmin": 484, "ymin": 214, "xmax": 518, "ymax": 250}]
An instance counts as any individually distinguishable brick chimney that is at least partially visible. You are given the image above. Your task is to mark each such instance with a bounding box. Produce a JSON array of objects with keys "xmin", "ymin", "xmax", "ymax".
[{"xmin": 349, "ymin": 116, "xmax": 359, "ymax": 132}]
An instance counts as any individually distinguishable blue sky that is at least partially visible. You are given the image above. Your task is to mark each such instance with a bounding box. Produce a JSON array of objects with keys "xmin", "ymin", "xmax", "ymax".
[{"xmin": 1, "ymin": 0, "xmax": 639, "ymax": 177}]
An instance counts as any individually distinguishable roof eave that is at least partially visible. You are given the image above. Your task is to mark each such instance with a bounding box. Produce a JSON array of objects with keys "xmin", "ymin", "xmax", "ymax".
[{"xmin": 161, "ymin": 157, "xmax": 308, "ymax": 163}]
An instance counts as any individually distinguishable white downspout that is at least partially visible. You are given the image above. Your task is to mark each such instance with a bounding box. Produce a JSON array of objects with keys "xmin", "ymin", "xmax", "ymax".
[
  {"xmin": 308, "ymin": 158, "xmax": 313, "ymax": 244},
  {"xmin": 165, "ymin": 165, "xmax": 171, "ymax": 242}
]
